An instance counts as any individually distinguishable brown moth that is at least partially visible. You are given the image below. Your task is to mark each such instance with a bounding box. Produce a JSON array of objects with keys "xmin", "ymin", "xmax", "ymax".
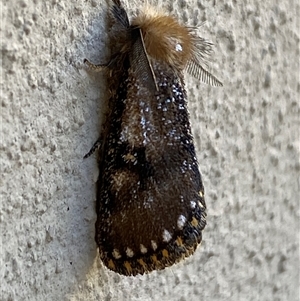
[{"xmin": 84, "ymin": 0, "xmax": 222, "ymax": 276}]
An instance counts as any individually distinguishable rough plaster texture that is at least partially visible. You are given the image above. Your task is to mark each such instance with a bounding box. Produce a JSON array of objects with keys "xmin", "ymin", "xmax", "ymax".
[{"xmin": 1, "ymin": 0, "xmax": 299, "ymax": 300}]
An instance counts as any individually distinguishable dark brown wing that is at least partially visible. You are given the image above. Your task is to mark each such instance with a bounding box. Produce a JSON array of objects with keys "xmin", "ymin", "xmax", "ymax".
[
  {"xmin": 95, "ymin": 56, "xmax": 207, "ymax": 275},
  {"xmin": 94, "ymin": 1, "xmax": 206, "ymax": 277}
]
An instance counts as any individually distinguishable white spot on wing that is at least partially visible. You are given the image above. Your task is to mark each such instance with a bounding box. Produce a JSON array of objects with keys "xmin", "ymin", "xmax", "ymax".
[
  {"xmin": 198, "ymin": 200, "xmax": 204, "ymax": 208},
  {"xmin": 140, "ymin": 101, "xmax": 150, "ymax": 145},
  {"xmin": 141, "ymin": 115, "xmax": 146, "ymax": 126},
  {"xmin": 120, "ymin": 126, "xmax": 128, "ymax": 142},
  {"xmin": 112, "ymin": 249, "xmax": 121, "ymax": 259},
  {"xmin": 162, "ymin": 229, "xmax": 172, "ymax": 242},
  {"xmin": 190, "ymin": 200, "xmax": 196, "ymax": 209},
  {"xmin": 178, "ymin": 103, "xmax": 184, "ymax": 110},
  {"xmin": 140, "ymin": 244, "xmax": 147, "ymax": 254},
  {"xmin": 177, "ymin": 215, "xmax": 187, "ymax": 230},
  {"xmin": 143, "ymin": 195, "xmax": 154, "ymax": 209},
  {"xmin": 151, "ymin": 240, "xmax": 158, "ymax": 251},
  {"xmin": 126, "ymin": 247, "xmax": 134, "ymax": 257}
]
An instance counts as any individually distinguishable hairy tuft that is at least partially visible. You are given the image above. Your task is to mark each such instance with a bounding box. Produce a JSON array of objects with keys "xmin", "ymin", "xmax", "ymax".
[{"xmin": 131, "ymin": 6, "xmax": 197, "ymax": 70}]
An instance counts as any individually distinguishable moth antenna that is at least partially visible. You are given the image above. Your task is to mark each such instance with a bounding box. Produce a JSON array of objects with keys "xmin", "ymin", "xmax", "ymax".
[
  {"xmin": 187, "ymin": 60, "xmax": 223, "ymax": 86},
  {"xmin": 189, "ymin": 34, "xmax": 223, "ymax": 86}
]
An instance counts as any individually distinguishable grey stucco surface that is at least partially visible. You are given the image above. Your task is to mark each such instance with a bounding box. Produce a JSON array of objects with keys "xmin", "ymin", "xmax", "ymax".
[{"xmin": 1, "ymin": 0, "xmax": 299, "ymax": 300}]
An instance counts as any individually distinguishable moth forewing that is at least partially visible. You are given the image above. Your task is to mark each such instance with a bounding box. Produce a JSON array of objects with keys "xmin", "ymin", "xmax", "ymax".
[
  {"xmin": 84, "ymin": 0, "xmax": 222, "ymax": 276},
  {"xmin": 129, "ymin": 28, "xmax": 158, "ymax": 92}
]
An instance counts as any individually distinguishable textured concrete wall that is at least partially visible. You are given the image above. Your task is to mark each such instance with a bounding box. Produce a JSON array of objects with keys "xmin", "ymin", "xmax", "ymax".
[{"xmin": 1, "ymin": 0, "xmax": 299, "ymax": 300}]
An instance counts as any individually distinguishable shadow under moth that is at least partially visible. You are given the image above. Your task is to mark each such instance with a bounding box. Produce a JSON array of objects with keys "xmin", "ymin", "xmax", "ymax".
[{"xmin": 84, "ymin": 0, "xmax": 222, "ymax": 276}]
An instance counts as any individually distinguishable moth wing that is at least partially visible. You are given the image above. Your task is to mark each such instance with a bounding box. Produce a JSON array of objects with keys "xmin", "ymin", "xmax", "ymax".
[{"xmin": 129, "ymin": 28, "xmax": 158, "ymax": 92}]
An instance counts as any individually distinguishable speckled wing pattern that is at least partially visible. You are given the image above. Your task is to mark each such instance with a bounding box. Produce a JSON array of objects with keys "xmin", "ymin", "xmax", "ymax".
[
  {"xmin": 82, "ymin": 0, "xmax": 210, "ymax": 276},
  {"xmin": 94, "ymin": 32, "xmax": 206, "ymax": 277}
]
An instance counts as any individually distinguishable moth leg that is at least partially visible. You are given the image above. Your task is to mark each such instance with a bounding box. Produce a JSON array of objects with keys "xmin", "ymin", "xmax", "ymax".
[
  {"xmin": 84, "ymin": 59, "xmax": 109, "ymax": 72},
  {"xmin": 83, "ymin": 138, "xmax": 102, "ymax": 159},
  {"xmin": 84, "ymin": 51, "xmax": 122, "ymax": 71}
]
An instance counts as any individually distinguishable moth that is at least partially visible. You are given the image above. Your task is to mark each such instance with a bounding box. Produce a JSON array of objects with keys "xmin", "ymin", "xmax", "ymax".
[{"xmin": 84, "ymin": 0, "xmax": 222, "ymax": 276}]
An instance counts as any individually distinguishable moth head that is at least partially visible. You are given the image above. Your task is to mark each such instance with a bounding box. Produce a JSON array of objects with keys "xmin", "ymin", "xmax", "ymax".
[{"xmin": 131, "ymin": 7, "xmax": 198, "ymax": 71}]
